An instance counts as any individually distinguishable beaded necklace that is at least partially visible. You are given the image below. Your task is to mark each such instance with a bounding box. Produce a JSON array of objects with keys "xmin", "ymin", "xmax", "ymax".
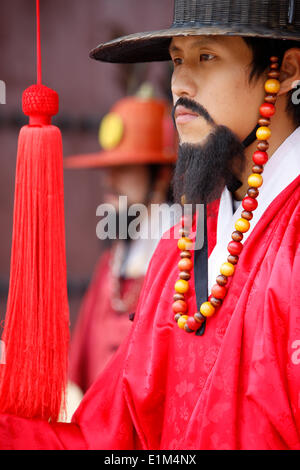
[{"xmin": 172, "ymin": 56, "xmax": 280, "ymax": 335}]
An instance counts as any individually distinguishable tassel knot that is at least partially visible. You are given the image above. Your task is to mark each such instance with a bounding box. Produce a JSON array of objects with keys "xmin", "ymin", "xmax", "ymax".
[{"xmin": 22, "ymin": 84, "xmax": 59, "ymax": 125}]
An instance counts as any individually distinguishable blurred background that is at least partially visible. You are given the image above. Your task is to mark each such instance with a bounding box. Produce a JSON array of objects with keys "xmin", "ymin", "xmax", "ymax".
[{"xmin": 0, "ymin": 0, "xmax": 174, "ymax": 331}]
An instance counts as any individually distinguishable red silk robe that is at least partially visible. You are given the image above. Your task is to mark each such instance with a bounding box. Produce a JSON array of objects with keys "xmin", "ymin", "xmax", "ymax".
[{"xmin": 0, "ymin": 176, "xmax": 299, "ymax": 450}]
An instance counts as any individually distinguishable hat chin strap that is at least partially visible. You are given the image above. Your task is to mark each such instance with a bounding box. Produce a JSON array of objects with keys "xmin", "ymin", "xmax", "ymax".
[
  {"xmin": 242, "ymin": 124, "xmax": 259, "ymax": 148},
  {"xmin": 225, "ymin": 124, "xmax": 260, "ymax": 194}
]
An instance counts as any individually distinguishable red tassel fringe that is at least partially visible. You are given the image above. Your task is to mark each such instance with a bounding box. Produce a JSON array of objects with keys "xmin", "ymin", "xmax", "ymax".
[{"xmin": 0, "ymin": 123, "xmax": 69, "ymax": 422}]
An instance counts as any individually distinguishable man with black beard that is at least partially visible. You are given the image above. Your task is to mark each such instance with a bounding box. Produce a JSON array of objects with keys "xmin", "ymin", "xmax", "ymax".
[
  {"xmin": 172, "ymin": 97, "xmax": 245, "ymax": 205},
  {"xmin": 0, "ymin": 0, "xmax": 300, "ymax": 450}
]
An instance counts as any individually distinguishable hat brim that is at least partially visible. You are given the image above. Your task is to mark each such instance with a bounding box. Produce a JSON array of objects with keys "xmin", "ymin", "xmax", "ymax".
[
  {"xmin": 64, "ymin": 149, "xmax": 177, "ymax": 169},
  {"xmin": 90, "ymin": 25, "xmax": 300, "ymax": 64}
]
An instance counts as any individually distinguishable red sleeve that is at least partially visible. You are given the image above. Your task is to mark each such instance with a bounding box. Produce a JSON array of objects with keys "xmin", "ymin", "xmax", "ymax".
[
  {"xmin": 0, "ymin": 331, "xmax": 141, "ymax": 450},
  {"xmin": 0, "ymin": 414, "xmax": 86, "ymax": 450},
  {"xmin": 0, "ymin": 241, "xmax": 164, "ymax": 450},
  {"xmin": 0, "ymin": 233, "xmax": 157, "ymax": 450}
]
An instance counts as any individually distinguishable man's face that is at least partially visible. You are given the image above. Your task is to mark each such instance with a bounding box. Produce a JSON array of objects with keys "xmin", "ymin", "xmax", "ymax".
[
  {"xmin": 103, "ymin": 164, "xmax": 151, "ymax": 207},
  {"xmin": 170, "ymin": 35, "xmax": 265, "ymax": 144}
]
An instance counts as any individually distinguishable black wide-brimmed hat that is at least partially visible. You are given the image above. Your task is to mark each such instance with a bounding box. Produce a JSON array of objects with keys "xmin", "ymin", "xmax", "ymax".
[{"xmin": 90, "ymin": 0, "xmax": 300, "ymax": 63}]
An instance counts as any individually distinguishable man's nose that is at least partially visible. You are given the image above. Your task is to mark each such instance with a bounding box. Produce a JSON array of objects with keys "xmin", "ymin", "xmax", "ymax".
[{"xmin": 171, "ymin": 66, "xmax": 197, "ymax": 100}]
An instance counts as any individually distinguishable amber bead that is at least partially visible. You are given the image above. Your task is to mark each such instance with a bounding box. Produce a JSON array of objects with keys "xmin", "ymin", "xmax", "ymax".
[
  {"xmin": 200, "ymin": 301, "xmax": 215, "ymax": 318},
  {"xmin": 241, "ymin": 210, "xmax": 253, "ymax": 221},
  {"xmin": 252, "ymin": 164, "xmax": 264, "ymax": 174},
  {"xmin": 265, "ymin": 79, "xmax": 280, "ymax": 94},
  {"xmin": 248, "ymin": 173, "xmax": 263, "ymax": 188},
  {"xmin": 194, "ymin": 312, "xmax": 206, "ymax": 323},
  {"xmin": 256, "ymin": 126, "xmax": 271, "ymax": 140},
  {"xmin": 175, "ymin": 279, "xmax": 189, "ymax": 294},
  {"xmin": 172, "ymin": 300, "xmax": 188, "ymax": 313},
  {"xmin": 179, "ymin": 271, "xmax": 191, "ymax": 281},
  {"xmin": 180, "ymin": 250, "xmax": 192, "ymax": 259},
  {"xmin": 216, "ymin": 274, "xmax": 228, "ymax": 286},
  {"xmin": 257, "ymin": 140, "xmax": 269, "ymax": 151},
  {"xmin": 264, "ymin": 94, "xmax": 277, "ymax": 104},
  {"xmin": 247, "ymin": 187, "xmax": 259, "ymax": 199},
  {"xmin": 178, "ymin": 237, "xmax": 193, "ymax": 251},
  {"xmin": 270, "ymin": 56, "xmax": 279, "ymax": 62},
  {"xmin": 270, "ymin": 63, "xmax": 279, "ymax": 70},
  {"xmin": 235, "ymin": 218, "xmax": 250, "ymax": 233},
  {"xmin": 227, "ymin": 254, "xmax": 239, "ymax": 265},
  {"xmin": 178, "ymin": 258, "xmax": 193, "ymax": 271},
  {"xmin": 177, "ymin": 315, "xmax": 188, "ymax": 329},
  {"xmin": 220, "ymin": 262, "xmax": 235, "ymax": 277},
  {"xmin": 210, "ymin": 297, "xmax": 222, "ymax": 308},
  {"xmin": 173, "ymin": 293, "xmax": 185, "ymax": 302}
]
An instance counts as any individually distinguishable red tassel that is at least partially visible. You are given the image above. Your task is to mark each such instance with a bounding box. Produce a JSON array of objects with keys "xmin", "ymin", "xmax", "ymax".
[{"xmin": 0, "ymin": 84, "xmax": 69, "ymax": 421}]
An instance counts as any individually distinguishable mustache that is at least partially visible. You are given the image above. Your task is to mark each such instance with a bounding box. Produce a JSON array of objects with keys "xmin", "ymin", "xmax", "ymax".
[{"xmin": 171, "ymin": 97, "xmax": 215, "ymax": 127}]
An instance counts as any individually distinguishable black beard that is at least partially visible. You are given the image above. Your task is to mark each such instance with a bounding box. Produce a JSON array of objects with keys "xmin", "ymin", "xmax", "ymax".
[{"xmin": 172, "ymin": 125, "xmax": 246, "ymax": 205}]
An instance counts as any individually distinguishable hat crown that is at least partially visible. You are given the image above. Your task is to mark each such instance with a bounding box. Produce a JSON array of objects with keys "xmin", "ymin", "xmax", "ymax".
[
  {"xmin": 107, "ymin": 97, "xmax": 175, "ymax": 158},
  {"xmin": 91, "ymin": 0, "xmax": 300, "ymax": 64},
  {"xmin": 64, "ymin": 97, "xmax": 177, "ymax": 169},
  {"xmin": 172, "ymin": 0, "xmax": 299, "ymax": 29}
]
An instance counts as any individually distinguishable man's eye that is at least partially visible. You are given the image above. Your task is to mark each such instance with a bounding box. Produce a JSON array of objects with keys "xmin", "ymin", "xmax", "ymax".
[
  {"xmin": 200, "ymin": 54, "xmax": 215, "ymax": 62},
  {"xmin": 172, "ymin": 58, "xmax": 183, "ymax": 66}
]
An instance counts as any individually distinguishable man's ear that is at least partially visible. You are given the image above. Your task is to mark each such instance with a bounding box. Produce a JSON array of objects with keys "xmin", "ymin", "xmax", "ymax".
[{"xmin": 278, "ymin": 48, "xmax": 300, "ymax": 96}]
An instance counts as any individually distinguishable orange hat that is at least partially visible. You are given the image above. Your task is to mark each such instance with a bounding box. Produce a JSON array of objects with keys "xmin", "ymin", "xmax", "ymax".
[{"xmin": 64, "ymin": 95, "xmax": 177, "ymax": 169}]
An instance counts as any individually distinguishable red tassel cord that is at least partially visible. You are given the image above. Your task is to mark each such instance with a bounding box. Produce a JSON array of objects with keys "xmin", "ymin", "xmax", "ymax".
[{"xmin": 0, "ymin": 1, "xmax": 69, "ymax": 422}]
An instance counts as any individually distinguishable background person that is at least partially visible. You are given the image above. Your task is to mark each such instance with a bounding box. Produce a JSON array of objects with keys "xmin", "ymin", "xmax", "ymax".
[{"xmin": 65, "ymin": 90, "xmax": 178, "ymax": 395}]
